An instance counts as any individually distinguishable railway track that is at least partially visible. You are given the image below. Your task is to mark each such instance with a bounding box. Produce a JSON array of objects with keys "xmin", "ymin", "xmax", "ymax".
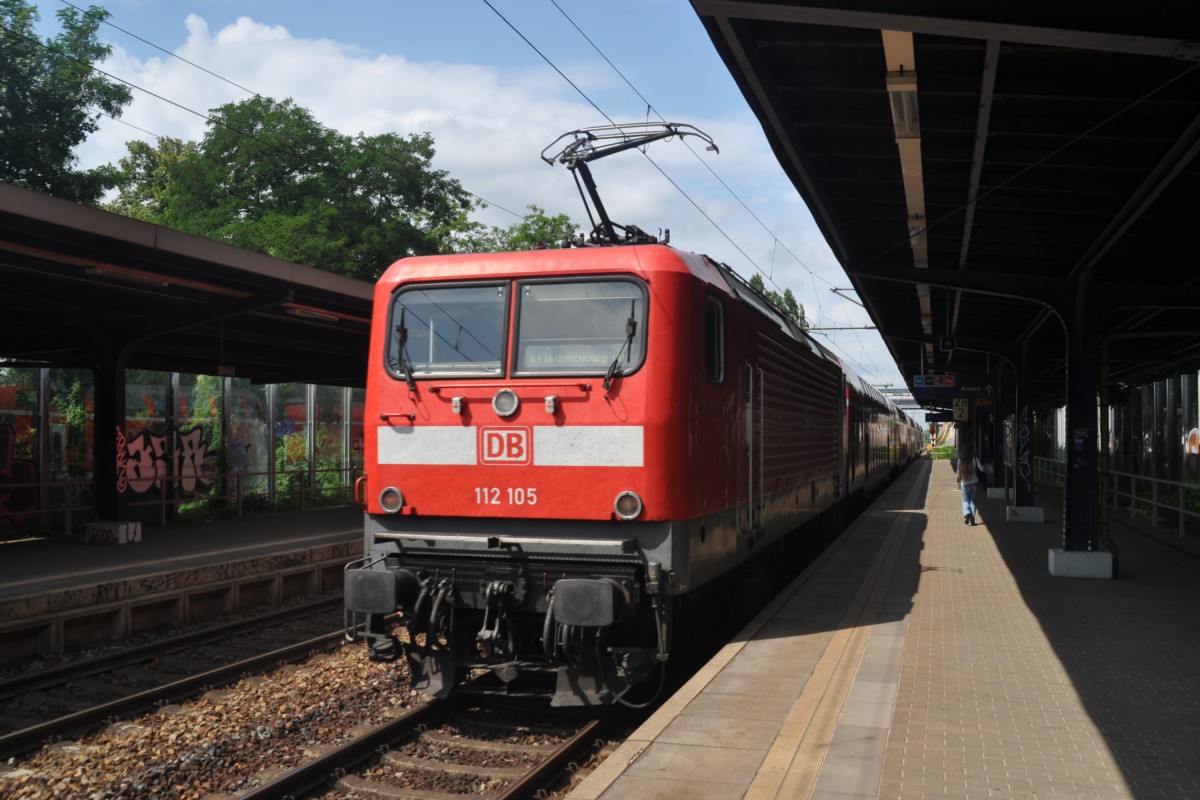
[
  {"xmin": 0, "ymin": 596, "xmax": 346, "ymax": 760},
  {"xmin": 240, "ymin": 682, "xmax": 629, "ymax": 800}
]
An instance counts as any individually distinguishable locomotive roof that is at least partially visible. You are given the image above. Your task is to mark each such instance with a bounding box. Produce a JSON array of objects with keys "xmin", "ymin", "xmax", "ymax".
[
  {"xmin": 378, "ymin": 243, "xmax": 916, "ymax": 423},
  {"xmin": 380, "ymin": 244, "xmax": 734, "ymax": 292}
]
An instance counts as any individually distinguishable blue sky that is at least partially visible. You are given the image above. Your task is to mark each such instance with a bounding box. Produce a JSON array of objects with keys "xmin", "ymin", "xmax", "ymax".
[{"xmin": 29, "ymin": 0, "xmax": 905, "ymax": 388}]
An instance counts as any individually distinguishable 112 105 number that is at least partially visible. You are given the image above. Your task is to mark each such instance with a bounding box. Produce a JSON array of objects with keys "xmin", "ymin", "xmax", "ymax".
[{"xmin": 474, "ymin": 487, "xmax": 538, "ymax": 505}]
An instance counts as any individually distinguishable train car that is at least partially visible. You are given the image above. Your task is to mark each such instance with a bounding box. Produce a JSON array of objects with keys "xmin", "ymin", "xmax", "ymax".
[
  {"xmin": 344, "ymin": 241, "xmax": 918, "ymax": 706},
  {"xmin": 845, "ymin": 374, "xmax": 921, "ymax": 500}
]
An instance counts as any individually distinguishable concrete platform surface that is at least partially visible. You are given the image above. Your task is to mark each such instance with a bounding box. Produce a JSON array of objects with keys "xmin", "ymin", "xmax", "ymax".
[
  {"xmin": 570, "ymin": 459, "xmax": 1200, "ymax": 800},
  {"xmin": 0, "ymin": 505, "xmax": 363, "ymax": 602}
]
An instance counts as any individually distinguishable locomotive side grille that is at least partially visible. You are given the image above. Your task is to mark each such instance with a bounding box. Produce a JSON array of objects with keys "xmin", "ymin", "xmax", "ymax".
[{"xmin": 755, "ymin": 331, "xmax": 842, "ymax": 483}]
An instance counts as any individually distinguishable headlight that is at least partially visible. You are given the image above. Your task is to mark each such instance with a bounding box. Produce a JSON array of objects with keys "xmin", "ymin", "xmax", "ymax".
[
  {"xmin": 492, "ymin": 388, "xmax": 519, "ymax": 417},
  {"xmin": 614, "ymin": 490, "xmax": 643, "ymax": 521},
  {"xmin": 379, "ymin": 486, "xmax": 404, "ymax": 514}
]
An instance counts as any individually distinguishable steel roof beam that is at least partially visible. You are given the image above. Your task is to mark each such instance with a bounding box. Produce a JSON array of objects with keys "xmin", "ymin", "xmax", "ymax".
[{"xmin": 692, "ymin": 2, "xmax": 1190, "ymax": 57}]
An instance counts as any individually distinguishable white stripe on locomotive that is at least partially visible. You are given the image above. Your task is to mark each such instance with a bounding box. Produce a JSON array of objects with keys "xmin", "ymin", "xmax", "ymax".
[{"xmin": 376, "ymin": 425, "xmax": 644, "ymax": 467}]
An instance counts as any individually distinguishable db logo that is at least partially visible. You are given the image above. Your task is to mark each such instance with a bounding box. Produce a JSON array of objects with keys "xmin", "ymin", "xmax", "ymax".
[{"xmin": 479, "ymin": 427, "xmax": 531, "ymax": 465}]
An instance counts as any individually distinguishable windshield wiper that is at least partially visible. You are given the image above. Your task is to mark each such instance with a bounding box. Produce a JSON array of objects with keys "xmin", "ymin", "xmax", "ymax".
[
  {"xmin": 395, "ymin": 308, "xmax": 417, "ymax": 392},
  {"xmin": 603, "ymin": 300, "xmax": 637, "ymax": 390}
]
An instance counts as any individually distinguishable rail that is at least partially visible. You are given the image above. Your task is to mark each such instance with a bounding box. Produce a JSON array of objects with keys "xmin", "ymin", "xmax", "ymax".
[
  {"xmin": 0, "ymin": 598, "xmax": 347, "ymax": 760},
  {"xmin": 1033, "ymin": 458, "xmax": 1200, "ymax": 538}
]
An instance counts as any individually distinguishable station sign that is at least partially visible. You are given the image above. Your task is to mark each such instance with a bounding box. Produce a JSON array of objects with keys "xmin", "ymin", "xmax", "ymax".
[
  {"xmin": 911, "ymin": 373, "xmax": 997, "ymax": 400},
  {"xmin": 925, "ymin": 411, "xmax": 954, "ymax": 422}
]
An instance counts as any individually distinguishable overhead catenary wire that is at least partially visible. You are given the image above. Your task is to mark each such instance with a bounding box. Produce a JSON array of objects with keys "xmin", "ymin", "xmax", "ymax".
[
  {"xmin": 540, "ymin": 0, "xmax": 883, "ymax": 379},
  {"xmin": 545, "ymin": 0, "xmax": 847, "ymax": 302},
  {"xmin": 33, "ymin": 1, "xmax": 886, "ymax": 378},
  {"xmin": 49, "ymin": 0, "xmax": 819, "ymax": 288},
  {"xmin": 479, "ymin": 0, "xmax": 766, "ymax": 275},
  {"xmin": 95, "ymin": 109, "xmax": 163, "ymax": 141},
  {"xmin": 59, "ymin": 0, "xmax": 258, "ymax": 96},
  {"xmin": 480, "ymin": 4, "xmax": 761, "ymax": 273}
]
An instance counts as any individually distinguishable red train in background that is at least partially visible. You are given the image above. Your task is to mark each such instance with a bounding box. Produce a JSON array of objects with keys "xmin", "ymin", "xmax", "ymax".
[{"xmin": 345, "ymin": 124, "xmax": 920, "ymax": 706}]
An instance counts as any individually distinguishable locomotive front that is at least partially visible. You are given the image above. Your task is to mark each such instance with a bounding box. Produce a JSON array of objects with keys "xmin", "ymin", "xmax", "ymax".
[{"xmin": 345, "ymin": 247, "xmax": 684, "ymax": 706}]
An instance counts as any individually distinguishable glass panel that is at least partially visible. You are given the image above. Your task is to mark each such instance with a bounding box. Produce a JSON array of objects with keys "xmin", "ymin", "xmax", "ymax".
[
  {"xmin": 1139, "ymin": 384, "xmax": 1153, "ymax": 476},
  {"xmin": 1186, "ymin": 372, "xmax": 1200, "ymax": 483},
  {"xmin": 0, "ymin": 366, "xmax": 37, "ymax": 464},
  {"xmin": 48, "ymin": 367, "xmax": 95, "ymax": 480},
  {"xmin": 121, "ymin": 370, "xmax": 171, "ymax": 498},
  {"xmin": 515, "ymin": 280, "xmax": 645, "ymax": 375},
  {"xmin": 275, "ymin": 382, "xmax": 308, "ymax": 471},
  {"xmin": 0, "ymin": 366, "xmax": 39, "ymax": 533},
  {"xmin": 390, "ymin": 284, "xmax": 507, "ymax": 377},
  {"xmin": 230, "ymin": 379, "xmax": 269, "ymax": 492},
  {"xmin": 349, "ymin": 388, "xmax": 365, "ymax": 473},
  {"xmin": 175, "ymin": 374, "xmax": 222, "ymax": 499},
  {"xmin": 314, "ymin": 385, "xmax": 347, "ymax": 495}
]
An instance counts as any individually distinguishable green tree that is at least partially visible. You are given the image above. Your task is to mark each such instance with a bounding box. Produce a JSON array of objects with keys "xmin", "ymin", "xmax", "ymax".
[
  {"xmin": 106, "ymin": 96, "xmax": 476, "ymax": 281},
  {"xmin": 456, "ymin": 204, "xmax": 579, "ymax": 252},
  {"xmin": 0, "ymin": 0, "xmax": 132, "ymax": 202},
  {"xmin": 749, "ymin": 273, "xmax": 807, "ymax": 329},
  {"xmin": 103, "ymin": 137, "xmax": 200, "ymax": 223},
  {"xmin": 49, "ymin": 368, "xmax": 93, "ymax": 476}
]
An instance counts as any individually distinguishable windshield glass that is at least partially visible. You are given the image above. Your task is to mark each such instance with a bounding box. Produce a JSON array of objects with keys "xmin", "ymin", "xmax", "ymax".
[
  {"xmin": 515, "ymin": 280, "xmax": 646, "ymax": 375},
  {"xmin": 389, "ymin": 284, "xmax": 508, "ymax": 378}
]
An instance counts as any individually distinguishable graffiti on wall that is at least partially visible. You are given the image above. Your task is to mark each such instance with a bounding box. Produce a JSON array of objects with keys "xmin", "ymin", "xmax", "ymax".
[
  {"xmin": 2, "ymin": 421, "xmax": 220, "ymax": 531},
  {"xmin": 1017, "ymin": 406, "xmax": 1033, "ymax": 489},
  {"xmin": 274, "ymin": 417, "xmax": 308, "ymax": 465},
  {"xmin": 1185, "ymin": 428, "xmax": 1200, "ymax": 482},
  {"xmin": 117, "ymin": 424, "xmax": 219, "ymax": 495}
]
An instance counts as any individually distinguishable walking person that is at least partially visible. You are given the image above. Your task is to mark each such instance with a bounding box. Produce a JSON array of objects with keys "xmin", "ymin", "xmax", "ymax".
[{"xmin": 956, "ymin": 444, "xmax": 984, "ymax": 525}]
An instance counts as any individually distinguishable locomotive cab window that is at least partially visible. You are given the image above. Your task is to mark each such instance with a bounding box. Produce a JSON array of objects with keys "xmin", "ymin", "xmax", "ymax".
[
  {"xmin": 388, "ymin": 283, "xmax": 508, "ymax": 378},
  {"xmin": 514, "ymin": 280, "xmax": 647, "ymax": 376},
  {"xmin": 704, "ymin": 296, "xmax": 724, "ymax": 383}
]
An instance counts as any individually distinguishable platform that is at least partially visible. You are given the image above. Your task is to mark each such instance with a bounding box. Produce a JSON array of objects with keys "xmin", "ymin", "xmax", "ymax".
[
  {"xmin": 0, "ymin": 505, "xmax": 363, "ymax": 662},
  {"xmin": 570, "ymin": 458, "xmax": 1200, "ymax": 800}
]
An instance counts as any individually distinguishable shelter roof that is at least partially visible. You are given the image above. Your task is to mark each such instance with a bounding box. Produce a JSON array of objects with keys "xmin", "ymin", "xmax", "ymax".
[
  {"xmin": 0, "ymin": 183, "xmax": 372, "ymax": 387},
  {"xmin": 694, "ymin": 1, "xmax": 1200, "ymax": 407}
]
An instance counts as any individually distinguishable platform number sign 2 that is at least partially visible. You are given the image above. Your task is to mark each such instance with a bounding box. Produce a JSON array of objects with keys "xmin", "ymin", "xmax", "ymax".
[{"xmin": 953, "ymin": 398, "xmax": 970, "ymax": 421}]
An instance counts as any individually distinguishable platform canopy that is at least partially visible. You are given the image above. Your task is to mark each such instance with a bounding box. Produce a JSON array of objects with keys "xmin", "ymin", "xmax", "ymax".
[
  {"xmin": 0, "ymin": 183, "xmax": 372, "ymax": 386},
  {"xmin": 694, "ymin": 1, "xmax": 1200, "ymax": 408}
]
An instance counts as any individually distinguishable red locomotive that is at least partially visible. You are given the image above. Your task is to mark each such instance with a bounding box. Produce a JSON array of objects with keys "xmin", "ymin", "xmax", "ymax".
[{"xmin": 345, "ymin": 125, "xmax": 920, "ymax": 705}]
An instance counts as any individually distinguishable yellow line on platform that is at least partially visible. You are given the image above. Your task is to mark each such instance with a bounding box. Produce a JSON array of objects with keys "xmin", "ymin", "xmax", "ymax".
[{"xmin": 744, "ymin": 472, "xmax": 921, "ymax": 800}]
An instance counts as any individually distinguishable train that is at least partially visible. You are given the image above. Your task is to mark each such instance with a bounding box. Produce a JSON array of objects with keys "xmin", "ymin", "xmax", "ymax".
[{"xmin": 344, "ymin": 124, "xmax": 921, "ymax": 706}]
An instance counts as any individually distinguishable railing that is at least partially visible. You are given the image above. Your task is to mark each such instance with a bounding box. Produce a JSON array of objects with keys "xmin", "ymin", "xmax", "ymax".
[
  {"xmin": 1031, "ymin": 459, "xmax": 1200, "ymax": 539},
  {"xmin": 1034, "ymin": 457, "xmax": 1065, "ymax": 488},
  {"xmin": 1107, "ymin": 470, "xmax": 1200, "ymax": 539},
  {"xmin": 0, "ymin": 466, "xmax": 361, "ymax": 538}
]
